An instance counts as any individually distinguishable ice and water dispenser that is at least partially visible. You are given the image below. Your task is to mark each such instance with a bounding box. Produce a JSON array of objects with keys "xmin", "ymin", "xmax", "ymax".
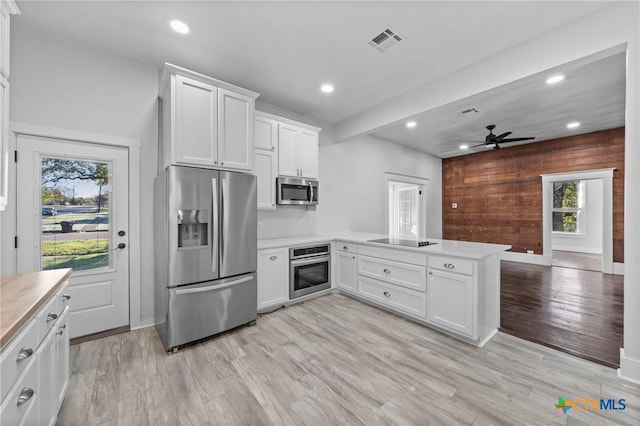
[{"xmin": 177, "ymin": 210, "xmax": 208, "ymax": 248}]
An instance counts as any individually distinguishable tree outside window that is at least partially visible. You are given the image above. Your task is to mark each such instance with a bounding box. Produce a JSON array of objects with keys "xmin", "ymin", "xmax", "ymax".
[{"xmin": 552, "ymin": 180, "xmax": 585, "ymax": 233}]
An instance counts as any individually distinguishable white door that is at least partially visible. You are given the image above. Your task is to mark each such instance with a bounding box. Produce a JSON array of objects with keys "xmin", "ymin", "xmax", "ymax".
[{"xmin": 16, "ymin": 135, "xmax": 129, "ymax": 338}]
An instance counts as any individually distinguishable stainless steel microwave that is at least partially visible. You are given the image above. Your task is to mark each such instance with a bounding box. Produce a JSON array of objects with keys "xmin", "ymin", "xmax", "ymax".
[{"xmin": 276, "ymin": 176, "xmax": 319, "ymax": 205}]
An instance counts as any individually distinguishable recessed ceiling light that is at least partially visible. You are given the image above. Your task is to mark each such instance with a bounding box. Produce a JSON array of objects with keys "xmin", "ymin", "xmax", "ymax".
[
  {"xmin": 567, "ymin": 121, "xmax": 581, "ymax": 129},
  {"xmin": 460, "ymin": 144, "xmax": 469, "ymax": 150},
  {"xmin": 406, "ymin": 121, "xmax": 417, "ymax": 128},
  {"xmin": 320, "ymin": 84, "xmax": 334, "ymax": 93},
  {"xmin": 170, "ymin": 19, "xmax": 190, "ymax": 34},
  {"xmin": 546, "ymin": 74, "xmax": 565, "ymax": 85}
]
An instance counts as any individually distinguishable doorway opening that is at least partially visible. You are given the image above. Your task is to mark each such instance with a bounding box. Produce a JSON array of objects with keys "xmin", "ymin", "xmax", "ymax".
[{"xmin": 384, "ymin": 172, "xmax": 428, "ymax": 237}]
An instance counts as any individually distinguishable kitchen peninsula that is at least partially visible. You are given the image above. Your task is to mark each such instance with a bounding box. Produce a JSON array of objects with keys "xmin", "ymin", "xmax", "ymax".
[{"xmin": 258, "ymin": 233, "xmax": 510, "ymax": 347}]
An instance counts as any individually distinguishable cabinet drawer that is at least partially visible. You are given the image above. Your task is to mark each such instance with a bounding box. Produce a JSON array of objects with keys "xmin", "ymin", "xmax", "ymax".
[
  {"xmin": 358, "ymin": 276, "xmax": 426, "ymax": 318},
  {"xmin": 336, "ymin": 241, "xmax": 357, "ymax": 254},
  {"xmin": 37, "ymin": 295, "xmax": 60, "ymax": 342},
  {"xmin": 359, "ymin": 255, "xmax": 426, "ymax": 292},
  {"xmin": 0, "ymin": 319, "xmax": 37, "ymax": 402},
  {"xmin": 428, "ymin": 256, "xmax": 474, "ymax": 276},
  {"xmin": 0, "ymin": 357, "xmax": 38, "ymax": 426}
]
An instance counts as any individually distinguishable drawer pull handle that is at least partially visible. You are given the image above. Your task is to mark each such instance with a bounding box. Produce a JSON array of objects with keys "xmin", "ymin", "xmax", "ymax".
[
  {"xmin": 57, "ymin": 326, "xmax": 66, "ymax": 336},
  {"xmin": 16, "ymin": 347, "xmax": 34, "ymax": 363},
  {"xmin": 383, "ymin": 268, "xmax": 391, "ymax": 274},
  {"xmin": 444, "ymin": 263, "xmax": 455, "ymax": 269},
  {"xmin": 429, "ymin": 271, "xmax": 433, "ymax": 276},
  {"xmin": 383, "ymin": 291, "xmax": 391, "ymax": 297},
  {"xmin": 46, "ymin": 313, "xmax": 58, "ymax": 322},
  {"xmin": 62, "ymin": 294, "xmax": 71, "ymax": 301},
  {"xmin": 269, "ymin": 256, "xmax": 277, "ymax": 261},
  {"xmin": 343, "ymin": 246, "xmax": 349, "ymax": 250},
  {"xmin": 353, "ymin": 256, "xmax": 356, "ymax": 260},
  {"xmin": 17, "ymin": 387, "xmax": 34, "ymax": 406}
]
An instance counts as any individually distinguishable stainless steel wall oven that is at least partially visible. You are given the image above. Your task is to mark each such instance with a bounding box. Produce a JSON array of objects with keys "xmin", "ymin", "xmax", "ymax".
[{"xmin": 289, "ymin": 244, "xmax": 331, "ymax": 299}]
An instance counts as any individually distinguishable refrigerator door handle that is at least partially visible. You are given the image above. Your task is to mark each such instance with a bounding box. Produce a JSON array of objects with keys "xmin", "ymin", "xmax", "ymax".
[
  {"xmin": 220, "ymin": 176, "xmax": 227, "ymax": 268},
  {"xmin": 175, "ymin": 276, "xmax": 254, "ymax": 295},
  {"xmin": 212, "ymin": 177, "xmax": 219, "ymax": 274}
]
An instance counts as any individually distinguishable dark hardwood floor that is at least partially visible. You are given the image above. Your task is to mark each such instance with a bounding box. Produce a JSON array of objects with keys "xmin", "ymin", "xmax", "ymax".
[{"xmin": 500, "ymin": 260, "xmax": 623, "ymax": 368}]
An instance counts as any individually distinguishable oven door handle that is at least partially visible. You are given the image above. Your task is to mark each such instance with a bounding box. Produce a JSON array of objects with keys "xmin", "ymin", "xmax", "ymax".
[{"xmin": 290, "ymin": 254, "xmax": 331, "ymax": 266}]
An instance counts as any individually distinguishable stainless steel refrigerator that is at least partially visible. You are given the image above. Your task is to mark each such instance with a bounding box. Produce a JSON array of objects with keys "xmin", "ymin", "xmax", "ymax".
[{"xmin": 154, "ymin": 166, "xmax": 257, "ymax": 352}]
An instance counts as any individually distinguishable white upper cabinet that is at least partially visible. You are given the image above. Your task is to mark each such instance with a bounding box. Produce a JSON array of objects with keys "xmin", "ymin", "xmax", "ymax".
[
  {"xmin": 174, "ymin": 76, "xmax": 218, "ymax": 167},
  {"xmin": 277, "ymin": 122, "xmax": 320, "ymax": 179},
  {"xmin": 160, "ymin": 64, "xmax": 259, "ymax": 172},
  {"xmin": 255, "ymin": 149, "xmax": 277, "ymax": 209},
  {"xmin": 0, "ymin": 0, "xmax": 18, "ymax": 212},
  {"xmin": 254, "ymin": 113, "xmax": 277, "ymax": 151}
]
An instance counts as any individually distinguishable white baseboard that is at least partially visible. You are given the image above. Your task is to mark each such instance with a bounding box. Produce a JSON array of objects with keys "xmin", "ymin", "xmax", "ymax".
[
  {"xmin": 500, "ymin": 251, "xmax": 551, "ymax": 266},
  {"xmin": 551, "ymin": 246, "xmax": 602, "ymax": 254},
  {"xmin": 130, "ymin": 319, "xmax": 155, "ymax": 331},
  {"xmin": 613, "ymin": 262, "xmax": 624, "ymax": 275},
  {"xmin": 618, "ymin": 348, "xmax": 640, "ymax": 384}
]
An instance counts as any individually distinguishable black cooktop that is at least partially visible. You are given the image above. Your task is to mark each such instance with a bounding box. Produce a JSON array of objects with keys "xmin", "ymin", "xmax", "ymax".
[{"xmin": 367, "ymin": 238, "xmax": 437, "ymax": 248}]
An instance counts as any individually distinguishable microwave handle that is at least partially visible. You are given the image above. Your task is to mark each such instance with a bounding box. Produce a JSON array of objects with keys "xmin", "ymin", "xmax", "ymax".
[{"xmin": 309, "ymin": 183, "xmax": 314, "ymax": 203}]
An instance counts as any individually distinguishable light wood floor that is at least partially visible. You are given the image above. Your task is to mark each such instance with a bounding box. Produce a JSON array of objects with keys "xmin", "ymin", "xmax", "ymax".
[{"xmin": 57, "ymin": 293, "xmax": 639, "ymax": 426}]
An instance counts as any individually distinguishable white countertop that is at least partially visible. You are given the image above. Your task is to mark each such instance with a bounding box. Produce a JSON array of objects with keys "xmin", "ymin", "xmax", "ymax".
[{"xmin": 259, "ymin": 232, "xmax": 511, "ymax": 259}]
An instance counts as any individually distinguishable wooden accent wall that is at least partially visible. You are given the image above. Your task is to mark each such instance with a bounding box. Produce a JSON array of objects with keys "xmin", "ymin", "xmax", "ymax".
[{"xmin": 442, "ymin": 127, "xmax": 624, "ymax": 262}]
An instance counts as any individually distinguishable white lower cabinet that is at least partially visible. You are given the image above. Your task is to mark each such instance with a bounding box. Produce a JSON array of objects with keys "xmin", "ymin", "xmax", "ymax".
[
  {"xmin": 0, "ymin": 282, "xmax": 70, "ymax": 426},
  {"xmin": 426, "ymin": 256, "xmax": 476, "ymax": 338},
  {"xmin": 54, "ymin": 307, "xmax": 70, "ymax": 409},
  {"xmin": 335, "ymin": 251, "xmax": 357, "ymax": 294},
  {"xmin": 358, "ymin": 275, "xmax": 426, "ymax": 318},
  {"xmin": 257, "ymin": 248, "xmax": 289, "ymax": 311},
  {"xmin": 37, "ymin": 327, "xmax": 57, "ymax": 426}
]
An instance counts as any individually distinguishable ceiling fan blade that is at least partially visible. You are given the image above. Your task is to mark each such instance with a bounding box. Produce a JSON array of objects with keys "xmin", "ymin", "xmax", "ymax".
[
  {"xmin": 499, "ymin": 137, "xmax": 536, "ymax": 143},
  {"xmin": 494, "ymin": 131, "xmax": 512, "ymax": 141}
]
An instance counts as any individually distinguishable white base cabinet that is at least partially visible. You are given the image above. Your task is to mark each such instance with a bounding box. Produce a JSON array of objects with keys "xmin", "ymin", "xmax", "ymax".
[
  {"xmin": 335, "ymin": 251, "xmax": 357, "ymax": 294},
  {"xmin": 426, "ymin": 268, "xmax": 474, "ymax": 337},
  {"xmin": 0, "ymin": 282, "xmax": 70, "ymax": 426},
  {"xmin": 257, "ymin": 248, "xmax": 289, "ymax": 312}
]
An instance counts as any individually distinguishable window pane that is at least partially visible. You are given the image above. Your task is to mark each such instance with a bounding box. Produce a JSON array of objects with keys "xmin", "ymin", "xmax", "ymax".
[
  {"xmin": 41, "ymin": 158, "xmax": 111, "ymax": 272},
  {"xmin": 552, "ymin": 211, "xmax": 578, "ymax": 233},
  {"xmin": 553, "ymin": 181, "xmax": 579, "ymax": 209}
]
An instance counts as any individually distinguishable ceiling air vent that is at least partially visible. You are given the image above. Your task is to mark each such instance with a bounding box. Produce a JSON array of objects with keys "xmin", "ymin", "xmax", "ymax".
[{"xmin": 369, "ymin": 26, "xmax": 404, "ymax": 53}]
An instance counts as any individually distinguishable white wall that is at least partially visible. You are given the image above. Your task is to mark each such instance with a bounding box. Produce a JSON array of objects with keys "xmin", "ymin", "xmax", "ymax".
[
  {"xmin": 552, "ymin": 179, "xmax": 603, "ymax": 254},
  {"xmin": 316, "ymin": 134, "xmax": 442, "ymax": 238},
  {"xmin": 3, "ymin": 23, "xmax": 159, "ymax": 327}
]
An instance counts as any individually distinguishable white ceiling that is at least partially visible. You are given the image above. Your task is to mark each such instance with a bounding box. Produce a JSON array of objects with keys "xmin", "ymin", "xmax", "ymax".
[{"xmin": 13, "ymin": 1, "xmax": 624, "ymax": 157}]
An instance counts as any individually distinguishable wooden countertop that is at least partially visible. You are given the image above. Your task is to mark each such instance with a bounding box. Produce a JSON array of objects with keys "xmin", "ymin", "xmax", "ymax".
[{"xmin": 0, "ymin": 268, "xmax": 72, "ymax": 349}]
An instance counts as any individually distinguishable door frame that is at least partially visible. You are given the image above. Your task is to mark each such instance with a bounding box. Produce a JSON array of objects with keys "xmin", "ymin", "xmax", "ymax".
[
  {"xmin": 541, "ymin": 168, "xmax": 616, "ymax": 274},
  {"xmin": 5, "ymin": 121, "xmax": 143, "ymax": 328}
]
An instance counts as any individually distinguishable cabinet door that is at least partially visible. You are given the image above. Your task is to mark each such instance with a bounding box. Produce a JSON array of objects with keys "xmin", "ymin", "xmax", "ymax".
[
  {"xmin": 0, "ymin": 77, "xmax": 7, "ymax": 210},
  {"xmin": 255, "ymin": 149, "xmax": 277, "ymax": 210},
  {"xmin": 55, "ymin": 307, "xmax": 70, "ymax": 411},
  {"xmin": 426, "ymin": 269, "xmax": 474, "ymax": 337},
  {"xmin": 277, "ymin": 123, "xmax": 299, "ymax": 177},
  {"xmin": 257, "ymin": 249, "xmax": 288, "ymax": 311},
  {"xmin": 174, "ymin": 75, "xmax": 218, "ymax": 167},
  {"xmin": 297, "ymin": 129, "xmax": 318, "ymax": 179},
  {"xmin": 336, "ymin": 252, "xmax": 357, "ymax": 294},
  {"xmin": 254, "ymin": 115, "xmax": 277, "ymax": 151},
  {"xmin": 36, "ymin": 328, "xmax": 57, "ymax": 426},
  {"xmin": 218, "ymin": 88, "xmax": 253, "ymax": 171},
  {"xmin": 0, "ymin": 5, "xmax": 9, "ymax": 78}
]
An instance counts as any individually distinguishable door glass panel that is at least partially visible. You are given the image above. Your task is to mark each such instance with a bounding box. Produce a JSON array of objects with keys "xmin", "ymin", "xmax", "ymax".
[{"xmin": 40, "ymin": 157, "xmax": 111, "ymax": 272}]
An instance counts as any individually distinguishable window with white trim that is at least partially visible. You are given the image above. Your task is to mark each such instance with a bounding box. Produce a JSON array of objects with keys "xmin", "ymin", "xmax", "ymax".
[{"xmin": 552, "ymin": 180, "xmax": 585, "ymax": 233}]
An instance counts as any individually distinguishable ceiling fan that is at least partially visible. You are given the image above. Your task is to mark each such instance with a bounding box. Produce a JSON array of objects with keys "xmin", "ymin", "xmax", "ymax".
[{"xmin": 467, "ymin": 124, "xmax": 536, "ymax": 149}]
